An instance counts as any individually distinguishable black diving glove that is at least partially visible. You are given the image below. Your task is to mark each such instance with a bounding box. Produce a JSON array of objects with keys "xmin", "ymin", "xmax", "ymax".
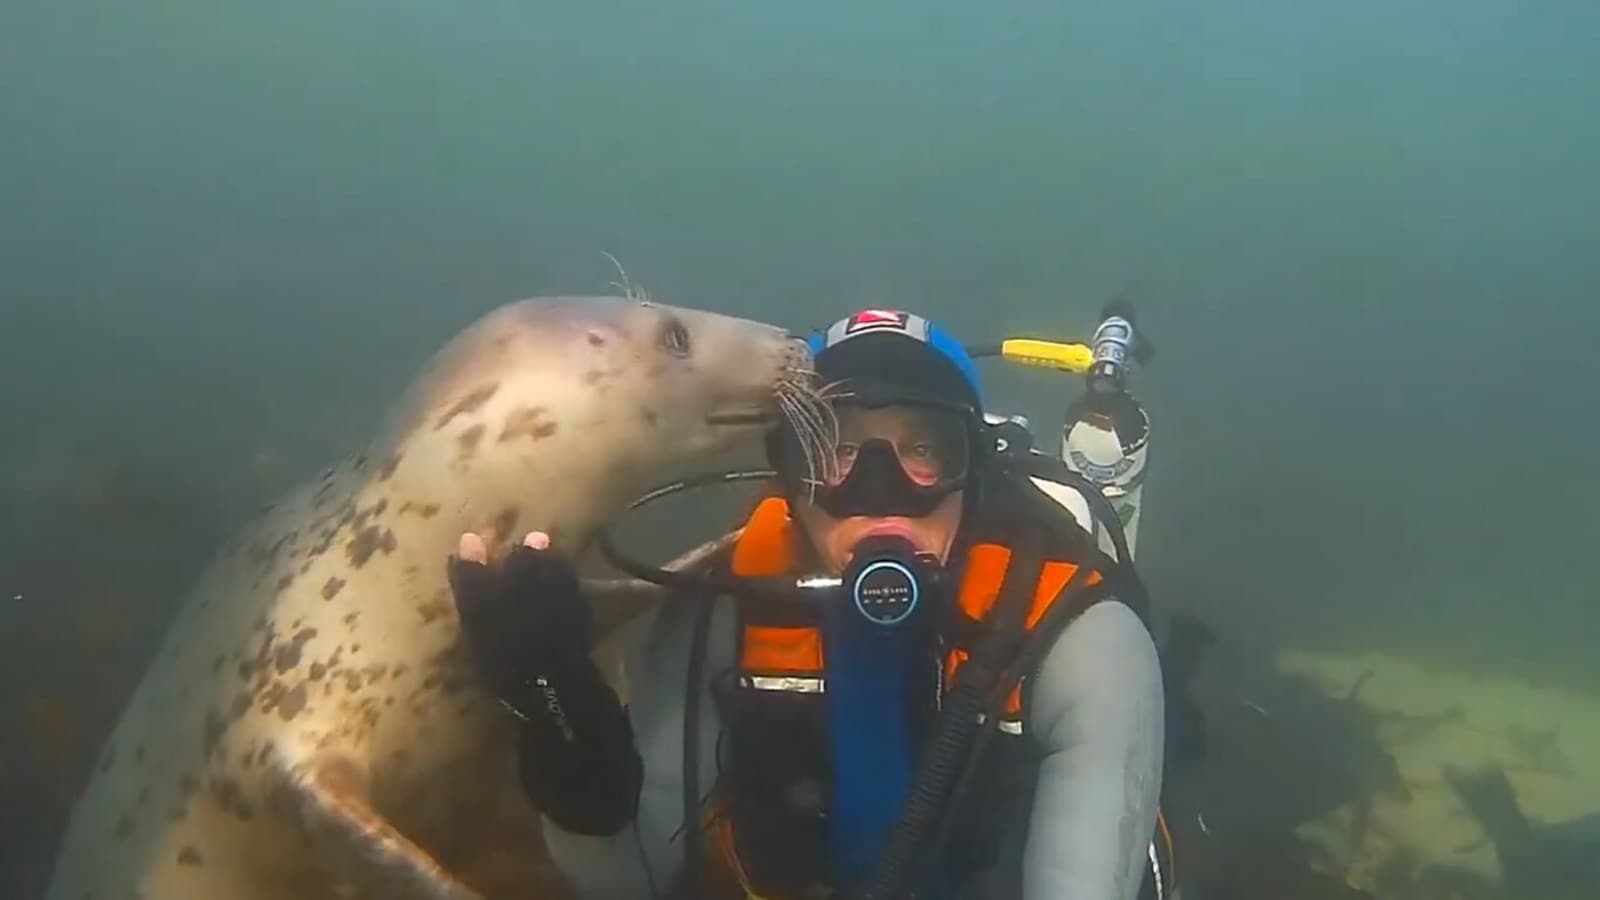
[
  {"xmin": 447, "ymin": 535, "xmax": 593, "ymax": 692},
  {"xmin": 446, "ymin": 534, "xmax": 642, "ymax": 835}
]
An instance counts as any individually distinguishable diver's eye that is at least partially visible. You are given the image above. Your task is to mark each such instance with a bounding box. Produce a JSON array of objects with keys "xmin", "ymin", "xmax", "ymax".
[{"xmin": 660, "ymin": 318, "xmax": 692, "ymax": 358}]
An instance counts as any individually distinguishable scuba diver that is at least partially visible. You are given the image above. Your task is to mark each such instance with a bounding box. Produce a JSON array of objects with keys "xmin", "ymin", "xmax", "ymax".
[{"xmin": 447, "ymin": 307, "xmax": 1171, "ymax": 900}]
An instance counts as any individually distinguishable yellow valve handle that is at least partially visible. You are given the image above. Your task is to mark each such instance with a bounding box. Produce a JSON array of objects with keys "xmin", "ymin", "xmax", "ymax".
[{"xmin": 998, "ymin": 338, "xmax": 1095, "ymax": 375}]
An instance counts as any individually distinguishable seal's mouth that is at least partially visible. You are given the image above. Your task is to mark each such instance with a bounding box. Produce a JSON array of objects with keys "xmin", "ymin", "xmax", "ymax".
[{"xmin": 706, "ymin": 337, "xmax": 837, "ymax": 484}]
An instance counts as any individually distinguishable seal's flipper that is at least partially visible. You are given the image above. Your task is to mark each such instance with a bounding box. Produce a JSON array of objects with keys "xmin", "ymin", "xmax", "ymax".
[{"xmin": 285, "ymin": 755, "xmax": 485, "ymax": 900}]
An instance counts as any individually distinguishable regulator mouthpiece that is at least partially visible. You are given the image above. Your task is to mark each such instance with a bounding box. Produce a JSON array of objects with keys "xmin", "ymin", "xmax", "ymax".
[{"xmin": 843, "ymin": 536, "xmax": 939, "ymax": 628}]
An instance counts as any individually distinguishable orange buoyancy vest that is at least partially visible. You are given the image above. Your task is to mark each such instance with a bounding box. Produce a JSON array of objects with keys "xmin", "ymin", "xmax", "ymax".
[{"xmin": 726, "ymin": 496, "xmax": 1105, "ymax": 735}]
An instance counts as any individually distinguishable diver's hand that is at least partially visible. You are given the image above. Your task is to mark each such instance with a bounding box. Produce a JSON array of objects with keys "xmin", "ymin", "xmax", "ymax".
[
  {"xmin": 446, "ymin": 530, "xmax": 593, "ymax": 703},
  {"xmin": 447, "ymin": 532, "xmax": 642, "ymax": 835}
]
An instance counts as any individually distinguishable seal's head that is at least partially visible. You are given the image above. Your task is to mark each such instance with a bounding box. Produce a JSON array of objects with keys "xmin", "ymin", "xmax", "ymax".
[{"xmin": 384, "ymin": 295, "xmax": 820, "ymax": 547}]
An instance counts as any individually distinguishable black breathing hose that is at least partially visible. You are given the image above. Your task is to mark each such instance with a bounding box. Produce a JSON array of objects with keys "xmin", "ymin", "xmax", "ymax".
[
  {"xmin": 931, "ymin": 561, "xmax": 1099, "ymax": 855},
  {"xmin": 679, "ymin": 591, "xmax": 716, "ymax": 897},
  {"xmin": 929, "ymin": 460, "xmax": 1147, "ymax": 854}
]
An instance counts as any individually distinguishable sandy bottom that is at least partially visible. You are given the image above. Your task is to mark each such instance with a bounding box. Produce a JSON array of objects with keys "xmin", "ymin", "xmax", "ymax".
[{"xmin": 1275, "ymin": 647, "xmax": 1599, "ymax": 894}]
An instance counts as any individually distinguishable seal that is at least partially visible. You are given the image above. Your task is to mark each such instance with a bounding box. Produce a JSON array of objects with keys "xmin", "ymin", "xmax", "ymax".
[{"xmin": 44, "ymin": 295, "xmax": 818, "ymax": 900}]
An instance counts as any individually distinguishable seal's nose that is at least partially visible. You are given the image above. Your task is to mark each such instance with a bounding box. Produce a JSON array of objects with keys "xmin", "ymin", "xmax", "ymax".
[{"xmin": 783, "ymin": 336, "xmax": 816, "ymax": 374}]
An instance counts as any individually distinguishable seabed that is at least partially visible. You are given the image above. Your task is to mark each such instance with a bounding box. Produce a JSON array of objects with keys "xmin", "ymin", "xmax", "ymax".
[{"xmin": 1277, "ymin": 648, "xmax": 1599, "ymax": 897}]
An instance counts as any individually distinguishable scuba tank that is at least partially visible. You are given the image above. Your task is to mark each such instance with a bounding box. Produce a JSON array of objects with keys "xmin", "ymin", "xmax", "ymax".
[{"xmin": 1061, "ymin": 301, "xmax": 1153, "ymax": 561}]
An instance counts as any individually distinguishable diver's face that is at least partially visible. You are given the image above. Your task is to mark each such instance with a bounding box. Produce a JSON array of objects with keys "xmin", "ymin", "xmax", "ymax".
[{"xmin": 793, "ymin": 405, "xmax": 966, "ymax": 574}]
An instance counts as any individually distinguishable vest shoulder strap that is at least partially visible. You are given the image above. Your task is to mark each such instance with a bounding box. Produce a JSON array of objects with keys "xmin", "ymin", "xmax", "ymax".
[{"xmin": 956, "ymin": 543, "xmax": 1105, "ymax": 632}]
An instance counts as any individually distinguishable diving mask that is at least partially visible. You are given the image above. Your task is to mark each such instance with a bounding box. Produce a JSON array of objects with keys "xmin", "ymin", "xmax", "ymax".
[{"xmin": 774, "ymin": 386, "xmax": 980, "ymax": 519}]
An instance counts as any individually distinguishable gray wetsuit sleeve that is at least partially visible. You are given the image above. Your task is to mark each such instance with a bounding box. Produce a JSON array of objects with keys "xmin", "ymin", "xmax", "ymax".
[{"xmin": 1021, "ymin": 599, "xmax": 1165, "ymax": 900}]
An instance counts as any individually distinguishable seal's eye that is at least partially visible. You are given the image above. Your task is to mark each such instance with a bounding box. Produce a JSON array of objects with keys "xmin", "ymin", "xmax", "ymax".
[{"xmin": 660, "ymin": 318, "xmax": 692, "ymax": 358}]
